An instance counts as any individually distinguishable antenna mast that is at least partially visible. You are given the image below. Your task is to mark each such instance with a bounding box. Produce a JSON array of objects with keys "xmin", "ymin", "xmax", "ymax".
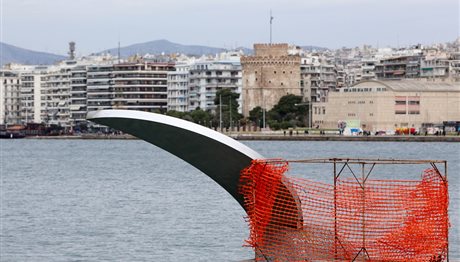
[
  {"xmin": 270, "ymin": 10, "xmax": 274, "ymax": 44},
  {"xmin": 118, "ymin": 40, "xmax": 121, "ymax": 64}
]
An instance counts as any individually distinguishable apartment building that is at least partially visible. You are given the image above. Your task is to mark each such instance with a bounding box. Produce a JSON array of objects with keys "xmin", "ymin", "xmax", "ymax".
[
  {"xmin": 20, "ymin": 68, "xmax": 46, "ymax": 124},
  {"xmin": 449, "ymin": 52, "xmax": 460, "ymax": 82},
  {"xmin": 44, "ymin": 67, "xmax": 72, "ymax": 128},
  {"xmin": 0, "ymin": 70, "xmax": 21, "ymax": 124},
  {"xmin": 112, "ymin": 62, "xmax": 174, "ymax": 112},
  {"xmin": 189, "ymin": 61, "xmax": 242, "ymax": 112},
  {"xmin": 300, "ymin": 56, "xmax": 336, "ymax": 102},
  {"xmin": 86, "ymin": 65, "xmax": 113, "ymax": 113},
  {"xmin": 70, "ymin": 65, "xmax": 87, "ymax": 127},
  {"xmin": 420, "ymin": 59, "xmax": 449, "ymax": 78},
  {"xmin": 167, "ymin": 63, "xmax": 189, "ymax": 112},
  {"xmin": 375, "ymin": 55, "xmax": 421, "ymax": 79}
]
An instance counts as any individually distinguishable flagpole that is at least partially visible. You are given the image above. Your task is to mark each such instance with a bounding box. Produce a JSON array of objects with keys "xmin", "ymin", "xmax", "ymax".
[{"xmin": 270, "ymin": 10, "xmax": 273, "ymax": 44}]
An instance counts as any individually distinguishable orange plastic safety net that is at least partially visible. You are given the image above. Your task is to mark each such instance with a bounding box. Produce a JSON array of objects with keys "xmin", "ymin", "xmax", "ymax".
[{"xmin": 239, "ymin": 159, "xmax": 449, "ymax": 261}]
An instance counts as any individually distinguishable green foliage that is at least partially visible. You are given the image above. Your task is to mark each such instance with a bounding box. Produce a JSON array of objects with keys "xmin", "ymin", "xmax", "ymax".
[
  {"xmin": 190, "ymin": 108, "xmax": 212, "ymax": 124},
  {"xmin": 249, "ymin": 94, "xmax": 308, "ymax": 130},
  {"xmin": 164, "ymin": 89, "xmax": 243, "ymax": 129},
  {"xmin": 214, "ymin": 88, "xmax": 243, "ymax": 127}
]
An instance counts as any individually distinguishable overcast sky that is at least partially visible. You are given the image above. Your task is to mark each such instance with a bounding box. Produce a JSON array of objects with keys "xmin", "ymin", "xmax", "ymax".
[{"xmin": 1, "ymin": 0, "xmax": 459, "ymax": 55}]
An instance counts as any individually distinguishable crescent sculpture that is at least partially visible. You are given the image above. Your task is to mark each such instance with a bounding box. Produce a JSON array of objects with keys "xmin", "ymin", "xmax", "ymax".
[{"xmin": 87, "ymin": 109, "xmax": 264, "ymax": 207}]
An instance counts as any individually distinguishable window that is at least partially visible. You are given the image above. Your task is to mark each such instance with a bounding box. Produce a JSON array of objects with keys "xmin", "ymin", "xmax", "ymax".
[
  {"xmin": 409, "ymin": 111, "xmax": 420, "ymax": 115},
  {"xmin": 395, "ymin": 110, "xmax": 406, "ymax": 115},
  {"xmin": 409, "ymin": 101, "xmax": 420, "ymax": 105},
  {"xmin": 395, "ymin": 101, "xmax": 406, "ymax": 105}
]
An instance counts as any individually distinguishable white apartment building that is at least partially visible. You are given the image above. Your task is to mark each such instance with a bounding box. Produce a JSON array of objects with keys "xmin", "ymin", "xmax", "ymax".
[
  {"xmin": 167, "ymin": 63, "xmax": 190, "ymax": 112},
  {"xmin": 449, "ymin": 52, "xmax": 460, "ymax": 82},
  {"xmin": 86, "ymin": 65, "xmax": 113, "ymax": 113},
  {"xmin": 112, "ymin": 62, "xmax": 174, "ymax": 112},
  {"xmin": 0, "ymin": 70, "xmax": 21, "ymax": 125},
  {"xmin": 300, "ymin": 56, "xmax": 336, "ymax": 102},
  {"xmin": 70, "ymin": 65, "xmax": 87, "ymax": 127},
  {"xmin": 188, "ymin": 61, "xmax": 242, "ymax": 112},
  {"xmin": 361, "ymin": 59, "xmax": 377, "ymax": 81},
  {"xmin": 45, "ymin": 66, "xmax": 72, "ymax": 128},
  {"xmin": 420, "ymin": 59, "xmax": 449, "ymax": 78},
  {"xmin": 20, "ymin": 68, "xmax": 46, "ymax": 124}
]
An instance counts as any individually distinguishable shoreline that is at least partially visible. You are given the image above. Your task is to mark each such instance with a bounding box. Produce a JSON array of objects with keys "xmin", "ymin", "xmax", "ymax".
[{"xmin": 23, "ymin": 133, "xmax": 460, "ymax": 142}]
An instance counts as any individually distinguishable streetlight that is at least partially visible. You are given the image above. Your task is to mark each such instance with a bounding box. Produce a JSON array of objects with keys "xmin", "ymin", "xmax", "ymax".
[{"xmin": 295, "ymin": 101, "xmax": 312, "ymax": 128}]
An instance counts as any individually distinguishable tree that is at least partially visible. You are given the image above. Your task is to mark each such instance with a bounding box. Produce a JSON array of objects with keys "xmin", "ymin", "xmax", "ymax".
[
  {"xmin": 190, "ymin": 108, "xmax": 212, "ymax": 125},
  {"xmin": 249, "ymin": 106, "xmax": 263, "ymax": 127},
  {"xmin": 166, "ymin": 110, "xmax": 186, "ymax": 119},
  {"xmin": 214, "ymin": 88, "xmax": 242, "ymax": 128},
  {"xmin": 268, "ymin": 94, "xmax": 307, "ymax": 129}
]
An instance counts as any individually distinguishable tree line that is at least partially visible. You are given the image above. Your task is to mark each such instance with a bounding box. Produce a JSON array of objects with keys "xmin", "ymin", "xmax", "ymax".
[{"xmin": 166, "ymin": 88, "xmax": 308, "ymax": 130}]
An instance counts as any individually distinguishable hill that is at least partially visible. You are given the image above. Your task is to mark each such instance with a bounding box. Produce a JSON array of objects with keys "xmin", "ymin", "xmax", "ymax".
[
  {"xmin": 0, "ymin": 42, "xmax": 66, "ymax": 65},
  {"xmin": 100, "ymin": 39, "xmax": 229, "ymax": 57}
]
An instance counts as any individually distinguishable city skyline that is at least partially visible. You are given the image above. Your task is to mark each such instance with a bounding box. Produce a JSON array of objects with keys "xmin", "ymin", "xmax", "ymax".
[{"xmin": 1, "ymin": 0, "xmax": 458, "ymax": 56}]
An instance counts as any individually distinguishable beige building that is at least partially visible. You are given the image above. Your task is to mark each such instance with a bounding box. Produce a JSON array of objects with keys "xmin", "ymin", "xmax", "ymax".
[
  {"xmin": 241, "ymin": 43, "xmax": 301, "ymax": 116},
  {"xmin": 313, "ymin": 80, "xmax": 460, "ymax": 132}
]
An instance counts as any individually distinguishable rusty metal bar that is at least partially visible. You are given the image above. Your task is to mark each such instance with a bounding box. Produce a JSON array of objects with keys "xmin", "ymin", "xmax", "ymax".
[
  {"xmin": 336, "ymin": 161, "xmax": 348, "ymax": 179},
  {"xmin": 363, "ymin": 163, "xmax": 376, "ymax": 184},
  {"xmin": 278, "ymin": 158, "xmax": 446, "ymax": 165},
  {"xmin": 346, "ymin": 163, "xmax": 364, "ymax": 190}
]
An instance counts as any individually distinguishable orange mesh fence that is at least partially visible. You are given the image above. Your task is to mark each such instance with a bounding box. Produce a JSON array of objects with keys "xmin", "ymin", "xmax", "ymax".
[{"xmin": 239, "ymin": 159, "xmax": 449, "ymax": 261}]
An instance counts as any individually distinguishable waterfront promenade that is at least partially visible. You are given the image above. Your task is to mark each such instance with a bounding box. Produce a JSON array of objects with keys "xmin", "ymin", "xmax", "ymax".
[{"xmin": 26, "ymin": 132, "xmax": 460, "ymax": 142}]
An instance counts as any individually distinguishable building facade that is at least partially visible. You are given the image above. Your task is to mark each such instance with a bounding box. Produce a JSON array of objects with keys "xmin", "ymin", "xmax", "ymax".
[
  {"xmin": 70, "ymin": 65, "xmax": 87, "ymax": 127},
  {"xmin": 167, "ymin": 63, "xmax": 190, "ymax": 112},
  {"xmin": 44, "ymin": 67, "xmax": 72, "ymax": 128},
  {"xmin": 0, "ymin": 70, "xmax": 21, "ymax": 124},
  {"xmin": 241, "ymin": 43, "xmax": 301, "ymax": 116},
  {"xmin": 20, "ymin": 69, "xmax": 44, "ymax": 124},
  {"xmin": 112, "ymin": 62, "xmax": 174, "ymax": 112},
  {"xmin": 375, "ymin": 55, "xmax": 421, "ymax": 79},
  {"xmin": 86, "ymin": 65, "xmax": 113, "ymax": 113},
  {"xmin": 312, "ymin": 80, "xmax": 460, "ymax": 132},
  {"xmin": 188, "ymin": 61, "xmax": 242, "ymax": 112}
]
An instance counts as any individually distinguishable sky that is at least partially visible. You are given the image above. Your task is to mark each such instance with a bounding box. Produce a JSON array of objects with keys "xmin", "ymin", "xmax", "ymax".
[{"xmin": 1, "ymin": 0, "xmax": 459, "ymax": 55}]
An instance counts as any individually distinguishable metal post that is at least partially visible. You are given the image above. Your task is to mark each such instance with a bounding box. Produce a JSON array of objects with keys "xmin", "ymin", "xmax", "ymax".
[
  {"xmin": 262, "ymin": 108, "xmax": 266, "ymax": 130},
  {"xmin": 333, "ymin": 160, "xmax": 338, "ymax": 260},
  {"xmin": 362, "ymin": 163, "xmax": 366, "ymax": 262},
  {"xmin": 219, "ymin": 94, "xmax": 222, "ymax": 132},
  {"xmin": 229, "ymin": 98, "xmax": 232, "ymax": 132},
  {"xmin": 445, "ymin": 161, "xmax": 449, "ymax": 262},
  {"xmin": 269, "ymin": 10, "xmax": 273, "ymax": 44}
]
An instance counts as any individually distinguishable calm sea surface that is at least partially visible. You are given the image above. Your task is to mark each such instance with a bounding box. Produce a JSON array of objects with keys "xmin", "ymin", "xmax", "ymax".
[{"xmin": 1, "ymin": 139, "xmax": 459, "ymax": 261}]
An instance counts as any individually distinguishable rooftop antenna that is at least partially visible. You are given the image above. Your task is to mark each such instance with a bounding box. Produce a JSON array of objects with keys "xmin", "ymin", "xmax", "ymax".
[
  {"xmin": 68, "ymin": 41, "xmax": 75, "ymax": 60},
  {"xmin": 270, "ymin": 10, "xmax": 274, "ymax": 44},
  {"xmin": 118, "ymin": 39, "xmax": 121, "ymax": 64}
]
